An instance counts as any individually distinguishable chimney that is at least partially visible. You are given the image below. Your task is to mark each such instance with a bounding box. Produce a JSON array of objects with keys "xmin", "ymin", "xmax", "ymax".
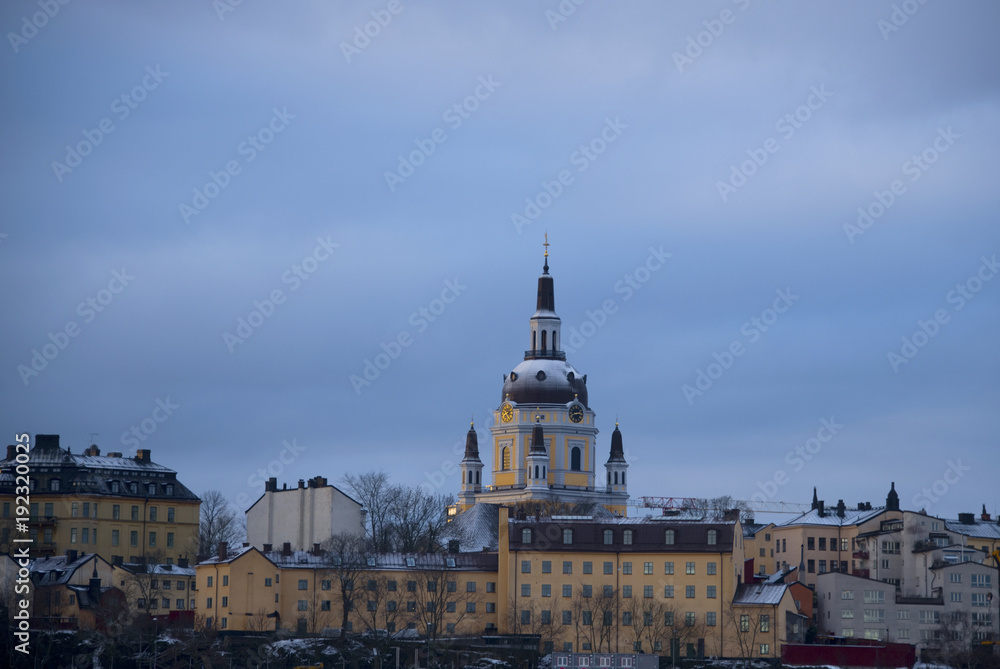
[
  {"xmin": 107, "ymin": 451, "xmax": 123, "ymax": 458},
  {"xmin": 36, "ymin": 434, "xmax": 61, "ymax": 450},
  {"xmin": 135, "ymin": 449, "xmax": 151, "ymax": 463},
  {"xmin": 448, "ymin": 540, "xmax": 460, "ymax": 554},
  {"xmin": 958, "ymin": 512, "xmax": 975, "ymax": 525},
  {"xmin": 66, "ymin": 549, "xmax": 78, "ymax": 563},
  {"xmin": 836, "ymin": 500, "xmax": 846, "ymax": 518},
  {"xmin": 84, "ymin": 444, "xmax": 100, "ymax": 456},
  {"xmin": 177, "ymin": 557, "xmax": 189, "ymax": 569},
  {"xmin": 298, "ymin": 479, "xmax": 305, "ymax": 489},
  {"xmin": 265, "ymin": 477, "xmax": 277, "ymax": 492},
  {"xmin": 282, "ymin": 542, "xmax": 292, "ymax": 557},
  {"xmin": 5, "ymin": 445, "xmax": 14, "ymax": 461},
  {"xmin": 982, "ymin": 505, "xmax": 991, "ymax": 522},
  {"xmin": 817, "ymin": 500, "xmax": 825, "ymax": 517},
  {"xmin": 263, "ymin": 543, "xmax": 273, "ymax": 553},
  {"xmin": 218, "ymin": 541, "xmax": 228, "ymax": 561},
  {"xmin": 312, "ymin": 543, "xmax": 321, "ymax": 555}
]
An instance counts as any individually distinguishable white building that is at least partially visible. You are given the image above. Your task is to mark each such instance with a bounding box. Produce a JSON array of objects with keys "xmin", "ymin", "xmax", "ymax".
[{"xmin": 246, "ymin": 476, "xmax": 365, "ymax": 551}]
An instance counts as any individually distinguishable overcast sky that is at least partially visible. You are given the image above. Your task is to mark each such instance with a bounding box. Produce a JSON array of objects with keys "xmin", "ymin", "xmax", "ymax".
[{"xmin": 2, "ymin": 1, "xmax": 997, "ymax": 523}]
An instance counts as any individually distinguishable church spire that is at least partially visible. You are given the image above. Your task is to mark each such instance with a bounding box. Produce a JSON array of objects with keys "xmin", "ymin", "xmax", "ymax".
[{"xmin": 528, "ymin": 235, "xmax": 563, "ymax": 360}]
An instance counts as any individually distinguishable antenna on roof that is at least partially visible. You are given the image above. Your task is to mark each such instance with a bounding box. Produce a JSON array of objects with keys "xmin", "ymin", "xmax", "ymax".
[{"xmin": 89, "ymin": 432, "xmax": 99, "ymax": 444}]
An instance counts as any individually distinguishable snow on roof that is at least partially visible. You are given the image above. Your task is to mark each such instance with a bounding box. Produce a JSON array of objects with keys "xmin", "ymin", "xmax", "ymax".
[
  {"xmin": 946, "ymin": 518, "xmax": 1000, "ymax": 540},
  {"xmin": 780, "ymin": 506, "xmax": 885, "ymax": 527},
  {"xmin": 440, "ymin": 503, "xmax": 501, "ymax": 552},
  {"xmin": 732, "ymin": 582, "xmax": 789, "ymax": 606}
]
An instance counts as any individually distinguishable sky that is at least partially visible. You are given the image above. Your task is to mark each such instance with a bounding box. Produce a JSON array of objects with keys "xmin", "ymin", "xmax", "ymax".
[{"xmin": 2, "ymin": 1, "xmax": 998, "ymax": 524}]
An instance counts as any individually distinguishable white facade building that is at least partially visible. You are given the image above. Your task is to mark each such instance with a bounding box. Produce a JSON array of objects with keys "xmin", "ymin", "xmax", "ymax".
[{"xmin": 246, "ymin": 476, "xmax": 365, "ymax": 551}]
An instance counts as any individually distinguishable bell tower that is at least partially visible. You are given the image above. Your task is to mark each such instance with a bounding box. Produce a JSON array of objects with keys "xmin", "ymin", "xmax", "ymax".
[{"xmin": 458, "ymin": 421, "xmax": 483, "ymax": 511}]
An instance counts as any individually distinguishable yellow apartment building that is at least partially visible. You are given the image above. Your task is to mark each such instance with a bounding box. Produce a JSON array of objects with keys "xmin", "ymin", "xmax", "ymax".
[{"xmin": 3, "ymin": 435, "xmax": 200, "ymax": 566}]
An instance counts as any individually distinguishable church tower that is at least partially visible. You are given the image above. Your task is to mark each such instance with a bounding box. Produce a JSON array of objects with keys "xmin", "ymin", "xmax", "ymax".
[
  {"xmin": 457, "ymin": 421, "xmax": 483, "ymax": 511},
  {"xmin": 604, "ymin": 422, "xmax": 629, "ymax": 498},
  {"xmin": 456, "ymin": 237, "xmax": 630, "ymax": 515}
]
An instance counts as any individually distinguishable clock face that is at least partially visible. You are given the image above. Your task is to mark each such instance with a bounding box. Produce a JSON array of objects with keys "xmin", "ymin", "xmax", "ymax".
[
  {"xmin": 569, "ymin": 404, "xmax": 584, "ymax": 423},
  {"xmin": 501, "ymin": 403, "xmax": 514, "ymax": 422}
]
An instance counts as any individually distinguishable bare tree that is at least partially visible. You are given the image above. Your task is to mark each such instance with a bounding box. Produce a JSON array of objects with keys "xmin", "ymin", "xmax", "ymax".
[
  {"xmin": 343, "ymin": 471, "xmax": 396, "ymax": 552},
  {"xmin": 322, "ymin": 531, "xmax": 370, "ymax": 640},
  {"xmin": 407, "ymin": 567, "xmax": 482, "ymax": 644},
  {"xmin": 592, "ymin": 586, "xmax": 619, "ymax": 652},
  {"xmin": 390, "ymin": 488, "xmax": 450, "ymax": 553},
  {"xmin": 245, "ymin": 607, "xmax": 275, "ymax": 633},
  {"xmin": 725, "ymin": 605, "xmax": 766, "ymax": 666},
  {"xmin": 198, "ymin": 490, "xmax": 242, "ymax": 555},
  {"xmin": 356, "ymin": 573, "xmax": 404, "ymax": 652}
]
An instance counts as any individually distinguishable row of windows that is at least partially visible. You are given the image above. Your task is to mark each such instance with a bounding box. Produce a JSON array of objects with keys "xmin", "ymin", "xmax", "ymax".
[
  {"xmin": 806, "ymin": 559, "xmax": 848, "ymax": 574},
  {"xmin": 803, "ymin": 537, "xmax": 851, "ymax": 551},
  {"xmin": 137, "ymin": 597, "xmax": 194, "ymax": 610},
  {"xmin": 521, "ymin": 560, "xmax": 716, "ymax": 576},
  {"xmin": 25, "ymin": 478, "xmax": 177, "ymax": 496},
  {"xmin": 287, "ymin": 578, "xmax": 494, "ymax": 594},
  {"xmin": 522, "ymin": 583, "xmax": 719, "ymax": 600},
  {"xmin": 520, "ymin": 528, "xmax": 718, "ymax": 546},
  {"xmin": 105, "ymin": 529, "xmax": 175, "ymax": 548},
  {"xmin": 500, "ymin": 446, "xmax": 584, "ymax": 472},
  {"xmin": 520, "ymin": 609, "xmax": 735, "ymax": 630}
]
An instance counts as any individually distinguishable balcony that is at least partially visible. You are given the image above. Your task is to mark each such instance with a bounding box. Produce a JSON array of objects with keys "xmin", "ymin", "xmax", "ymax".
[
  {"xmin": 852, "ymin": 550, "xmax": 869, "ymax": 560},
  {"xmin": 524, "ymin": 349, "xmax": 566, "ymax": 361},
  {"xmin": 852, "ymin": 569, "xmax": 870, "ymax": 579}
]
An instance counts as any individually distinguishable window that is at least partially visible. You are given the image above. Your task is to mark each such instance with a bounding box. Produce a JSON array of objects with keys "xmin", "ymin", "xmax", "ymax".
[
  {"xmin": 167, "ymin": 533, "xmax": 174, "ymax": 548},
  {"xmin": 167, "ymin": 507, "xmax": 175, "ymax": 522},
  {"xmin": 405, "ymin": 557, "xmax": 415, "ymax": 567},
  {"xmin": 643, "ymin": 561, "xmax": 653, "ymax": 575},
  {"xmin": 706, "ymin": 611, "xmax": 716, "ymax": 626},
  {"xmin": 842, "ymin": 628, "xmax": 854, "ymax": 637},
  {"xmin": 842, "ymin": 538, "xmax": 849, "ymax": 550},
  {"xmin": 522, "ymin": 560, "xmax": 531, "ymax": 574},
  {"xmin": 297, "ymin": 600, "xmax": 308, "ymax": 611},
  {"xmin": 221, "ymin": 596, "xmax": 228, "ymax": 607},
  {"xmin": 685, "ymin": 612, "xmax": 696, "ymax": 627},
  {"xmin": 623, "ymin": 530, "xmax": 633, "ymax": 545},
  {"xmin": 707, "ymin": 562, "xmax": 716, "ymax": 575},
  {"xmin": 740, "ymin": 614, "xmax": 750, "ymax": 632},
  {"xmin": 863, "ymin": 590, "xmax": 885, "ymax": 604},
  {"xmin": 523, "ymin": 528, "xmax": 532, "ymax": 544},
  {"xmin": 685, "ymin": 562, "xmax": 695, "ymax": 575},
  {"xmin": 562, "ymin": 584, "xmax": 572, "ymax": 597},
  {"xmin": 972, "ymin": 593, "xmax": 988, "ymax": 607},
  {"xmin": 206, "ymin": 576, "xmax": 213, "ymax": 587},
  {"xmin": 819, "ymin": 560, "xmax": 826, "ymax": 573},
  {"xmin": 623, "ymin": 586, "xmax": 632, "ymax": 598},
  {"xmin": 486, "ymin": 581, "xmax": 495, "ymax": 592},
  {"xmin": 897, "ymin": 610, "xmax": 909, "ymax": 620},
  {"xmin": 604, "ymin": 562, "xmax": 613, "ymax": 575},
  {"xmin": 664, "ymin": 611, "xmax": 674, "ymax": 626},
  {"xmin": 563, "ymin": 561, "xmax": 572, "ymax": 574},
  {"xmin": 583, "ymin": 585, "xmax": 592, "ymax": 598},
  {"xmin": 622, "ymin": 562, "xmax": 632, "ymax": 575},
  {"xmin": 446, "ymin": 602, "xmax": 455, "ymax": 613},
  {"xmin": 222, "ymin": 575, "xmax": 228, "ymax": 586},
  {"xmin": 807, "ymin": 537, "xmax": 814, "ymax": 550},
  {"xmin": 466, "ymin": 602, "xmax": 477, "ymax": 613},
  {"xmin": 466, "ymin": 581, "xmax": 476, "ymax": 592},
  {"xmin": 298, "ymin": 580, "xmax": 308, "ymax": 590},
  {"xmin": 131, "ymin": 505, "xmax": 139, "ymax": 520},
  {"xmin": 807, "ymin": 559, "xmax": 815, "ymax": 573},
  {"xmin": 387, "ymin": 580, "xmax": 396, "ymax": 591},
  {"xmin": 148, "ymin": 531, "xmax": 156, "ymax": 547},
  {"xmin": 407, "ymin": 580, "xmax": 417, "ymax": 592},
  {"xmin": 178, "ymin": 581, "xmax": 186, "ymax": 590},
  {"xmin": 951, "ymin": 592, "xmax": 962, "ymax": 603},
  {"xmin": 111, "ymin": 530, "xmax": 119, "ymax": 546},
  {"xmin": 163, "ymin": 580, "xmax": 171, "ymax": 590},
  {"xmin": 149, "ymin": 507, "xmax": 157, "ymax": 522},
  {"xmin": 426, "ymin": 580, "xmax": 437, "ymax": 592},
  {"xmin": 563, "ymin": 610, "xmax": 572, "ymax": 625},
  {"xmin": 542, "ymin": 560, "xmax": 551, "ymax": 573},
  {"xmin": 842, "ymin": 610, "xmax": 854, "ymax": 619},
  {"xmin": 112, "ymin": 505, "xmax": 120, "ymax": 520},
  {"xmin": 971, "ymin": 574, "xmax": 991, "ymax": 588},
  {"xmin": 760, "ymin": 644, "xmax": 770, "ymax": 655},
  {"xmin": 72, "ymin": 502, "xmax": 79, "ymax": 517},
  {"xmin": 685, "ymin": 585, "xmax": 695, "ymax": 598},
  {"xmin": 760, "ymin": 615, "xmax": 769, "ymax": 632},
  {"xmin": 819, "ymin": 537, "xmax": 826, "ymax": 551},
  {"xmin": 177, "ymin": 599, "xmax": 185, "ymax": 609},
  {"xmin": 604, "ymin": 529, "xmax": 614, "ymax": 545},
  {"xmin": 502, "ymin": 447, "xmax": 510, "ymax": 470},
  {"xmin": 583, "ymin": 561, "xmax": 592, "ymax": 574},
  {"xmin": 665, "ymin": 529, "xmax": 675, "ymax": 545},
  {"xmin": 563, "ymin": 529, "xmax": 573, "ymax": 544},
  {"xmin": 486, "ymin": 602, "xmax": 496, "ymax": 613},
  {"xmin": 707, "ymin": 585, "xmax": 716, "ymax": 599},
  {"xmin": 665, "ymin": 561, "xmax": 674, "ymax": 575},
  {"xmin": 603, "ymin": 585, "xmax": 613, "ymax": 597},
  {"xmin": 842, "ymin": 590, "xmax": 854, "ymax": 600},
  {"xmin": 707, "ymin": 529, "xmax": 716, "ymax": 545},
  {"xmin": 541, "ymin": 584, "xmax": 551, "ymax": 597},
  {"xmin": 520, "ymin": 610, "xmax": 531, "ymax": 624},
  {"xmin": 571, "ymin": 447, "xmax": 581, "ymax": 471},
  {"xmin": 664, "ymin": 585, "xmax": 674, "ymax": 598},
  {"xmin": 897, "ymin": 628, "xmax": 910, "ymax": 639},
  {"xmin": 622, "ymin": 611, "xmax": 632, "ymax": 626},
  {"xmin": 864, "ymin": 609, "xmax": 886, "ymax": 623}
]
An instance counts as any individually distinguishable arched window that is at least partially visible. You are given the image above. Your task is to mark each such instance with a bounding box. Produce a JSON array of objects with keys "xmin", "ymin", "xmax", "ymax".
[
  {"xmin": 532, "ymin": 330, "xmax": 536, "ymax": 351},
  {"xmin": 467, "ymin": 471, "xmax": 472, "ymax": 484},
  {"xmin": 541, "ymin": 330, "xmax": 547, "ymax": 350},
  {"xmin": 542, "ymin": 466, "xmax": 546, "ymax": 478},
  {"xmin": 614, "ymin": 471, "xmax": 618, "ymax": 485},
  {"xmin": 534, "ymin": 465, "xmax": 539, "ymax": 479},
  {"xmin": 570, "ymin": 447, "xmax": 581, "ymax": 471},
  {"xmin": 475, "ymin": 471, "xmax": 480, "ymax": 485},
  {"xmin": 622, "ymin": 472, "xmax": 626, "ymax": 485},
  {"xmin": 502, "ymin": 447, "xmax": 510, "ymax": 470},
  {"xmin": 553, "ymin": 331, "xmax": 557, "ymax": 350},
  {"xmin": 607, "ymin": 472, "xmax": 611, "ymax": 485}
]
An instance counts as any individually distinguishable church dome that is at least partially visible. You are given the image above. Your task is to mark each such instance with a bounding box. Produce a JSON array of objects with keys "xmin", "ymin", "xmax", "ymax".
[{"xmin": 502, "ymin": 358, "xmax": 588, "ymax": 407}]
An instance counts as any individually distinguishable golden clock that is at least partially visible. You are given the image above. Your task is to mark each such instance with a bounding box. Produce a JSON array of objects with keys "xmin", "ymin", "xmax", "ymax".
[
  {"xmin": 501, "ymin": 403, "xmax": 514, "ymax": 422},
  {"xmin": 569, "ymin": 404, "xmax": 584, "ymax": 423}
]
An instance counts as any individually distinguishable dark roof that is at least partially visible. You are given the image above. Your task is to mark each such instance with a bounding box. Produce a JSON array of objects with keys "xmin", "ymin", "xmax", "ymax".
[
  {"xmin": 510, "ymin": 515, "xmax": 737, "ymax": 553},
  {"xmin": 0, "ymin": 435, "xmax": 198, "ymax": 502},
  {"xmin": 197, "ymin": 545, "xmax": 498, "ymax": 572},
  {"xmin": 732, "ymin": 583, "xmax": 789, "ymax": 606},
  {"xmin": 31, "ymin": 553, "xmax": 108, "ymax": 586}
]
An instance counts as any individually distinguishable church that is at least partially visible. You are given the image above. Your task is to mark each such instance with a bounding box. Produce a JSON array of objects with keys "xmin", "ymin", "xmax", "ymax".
[{"xmin": 454, "ymin": 241, "xmax": 630, "ymax": 517}]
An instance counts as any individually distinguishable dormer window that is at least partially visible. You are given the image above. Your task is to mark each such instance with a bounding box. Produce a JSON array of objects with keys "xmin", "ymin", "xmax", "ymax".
[
  {"xmin": 446, "ymin": 557, "xmax": 456, "ymax": 568},
  {"xmin": 111, "ymin": 481, "xmax": 120, "ymax": 493},
  {"xmin": 147, "ymin": 483, "xmax": 156, "ymax": 495},
  {"xmin": 129, "ymin": 482, "xmax": 138, "ymax": 494},
  {"xmin": 49, "ymin": 479, "xmax": 60, "ymax": 492},
  {"xmin": 165, "ymin": 484, "xmax": 174, "ymax": 496},
  {"xmin": 406, "ymin": 557, "xmax": 416, "ymax": 567}
]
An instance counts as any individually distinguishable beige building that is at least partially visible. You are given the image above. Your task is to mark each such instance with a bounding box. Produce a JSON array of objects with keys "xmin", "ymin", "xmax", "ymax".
[
  {"xmin": 246, "ymin": 476, "xmax": 365, "ymax": 551},
  {"xmin": 2, "ymin": 435, "xmax": 200, "ymax": 566}
]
